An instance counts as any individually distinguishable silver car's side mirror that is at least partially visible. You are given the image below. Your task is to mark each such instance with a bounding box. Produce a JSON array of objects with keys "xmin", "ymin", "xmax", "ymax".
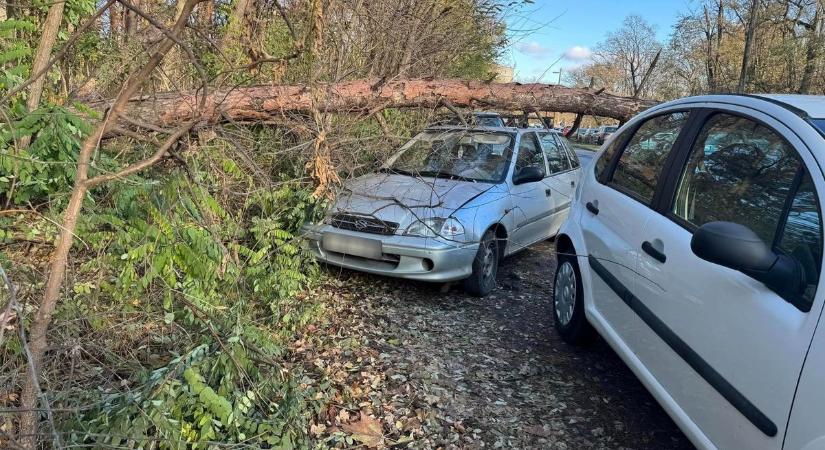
[{"xmin": 513, "ymin": 166, "xmax": 544, "ymax": 185}]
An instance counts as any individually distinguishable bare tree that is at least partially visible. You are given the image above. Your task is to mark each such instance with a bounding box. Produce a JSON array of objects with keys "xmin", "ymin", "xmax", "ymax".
[
  {"xmin": 738, "ymin": 0, "xmax": 761, "ymax": 92},
  {"xmin": 594, "ymin": 15, "xmax": 663, "ymax": 97}
]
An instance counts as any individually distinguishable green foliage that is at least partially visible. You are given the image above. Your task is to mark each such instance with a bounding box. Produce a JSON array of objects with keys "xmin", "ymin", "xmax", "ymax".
[
  {"xmin": 58, "ymin": 162, "xmax": 327, "ymax": 447},
  {"xmin": 0, "ymin": 105, "xmax": 93, "ymax": 205},
  {"xmin": 67, "ymin": 340, "xmax": 322, "ymax": 448},
  {"xmin": 0, "ymin": 18, "xmax": 35, "ymax": 93},
  {"xmin": 77, "ymin": 171, "xmax": 323, "ymax": 315},
  {"xmin": 0, "ymin": 11, "xmax": 100, "ymax": 206}
]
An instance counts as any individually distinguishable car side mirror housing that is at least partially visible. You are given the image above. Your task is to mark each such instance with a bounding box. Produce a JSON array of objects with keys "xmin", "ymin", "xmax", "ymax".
[
  {"xmin": 513, "ymin": 166, "xmax": 544, "ymax": 185},
  {"xmin": 691, "ymin": 221, "xmax": 805, "ymax": 301}
]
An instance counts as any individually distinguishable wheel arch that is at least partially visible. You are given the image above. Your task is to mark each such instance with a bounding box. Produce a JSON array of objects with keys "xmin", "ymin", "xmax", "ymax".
[
  {"xmin": 487, "ymin": 222, "xmax": 508, "ymax": 259},
  {"xmin": 555, "ymin": 233, "xmax": 576, "ymax": 260}
]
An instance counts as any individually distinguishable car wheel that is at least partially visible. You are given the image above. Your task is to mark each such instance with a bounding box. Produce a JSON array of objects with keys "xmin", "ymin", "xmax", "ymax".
[
  {"xmin": 553, "ymin": 253, "xmax": 595, "ymax": 344},
  {"xmin": 464, "ymin": 230, "xmax": 498, "ymax": 297}
]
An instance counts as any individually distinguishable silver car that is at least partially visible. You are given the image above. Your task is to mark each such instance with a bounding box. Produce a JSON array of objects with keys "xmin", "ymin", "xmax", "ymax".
[{"xmin": 303, "ymin": 126, "xmax": 583, "ymax": 296}]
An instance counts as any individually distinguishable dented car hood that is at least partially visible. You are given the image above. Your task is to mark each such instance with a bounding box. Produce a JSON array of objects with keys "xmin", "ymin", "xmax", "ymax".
[{"xmin": 331, "ymin": 173, "xmax": 493, "ymax": 226}]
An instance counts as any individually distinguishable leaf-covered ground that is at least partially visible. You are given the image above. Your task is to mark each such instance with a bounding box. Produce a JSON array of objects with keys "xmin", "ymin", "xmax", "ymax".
[{"xmin": 309, "ymin": 240, "xmax": 694, "ymax": 449}]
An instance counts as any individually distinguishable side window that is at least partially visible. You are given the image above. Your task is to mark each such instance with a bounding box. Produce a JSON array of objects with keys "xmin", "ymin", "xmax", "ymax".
[
  {"xmin": 561, "ymin": 136, "xmax": 580, "ymax": 168},
  {"xmin": 672, "ymin": 114, "xmax": 800, "ymax": 243},
  {"xmin": 611, "ymin": 112, "xmax": 690, "ymax": 202},
  {"xmin": 672, "ymin": 113, "xmax": 822, "ymax": 309},
  {"xmin": 539, "ymin": 133, "xmax": 571, "ymax": 174},
  {"xmin": 778, "ymin": 173, "xmax": 822, "ymax": 309},
  {"xmin": 515, "ymin": 133, "xmax": 546, "ymax": 174},
  {"xmin": 594, "ymin": 133, "xmax": 623, "ymax": 180}
]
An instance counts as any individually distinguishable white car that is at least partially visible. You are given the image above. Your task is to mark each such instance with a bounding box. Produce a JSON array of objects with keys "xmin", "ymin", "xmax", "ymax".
[{"xmin": 553, "ymin": 94, "xmax": 825, "ymax": 449}]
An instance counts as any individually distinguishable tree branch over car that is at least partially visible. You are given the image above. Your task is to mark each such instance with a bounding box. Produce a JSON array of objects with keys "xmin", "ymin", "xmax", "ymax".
[{"xmin": 91, "ymin": 79, "xmax": 656, "ymax": 131}]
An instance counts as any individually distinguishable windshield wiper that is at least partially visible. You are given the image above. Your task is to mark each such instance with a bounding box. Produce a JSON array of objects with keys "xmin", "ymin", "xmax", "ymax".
[{"xmin": 417, "ymin": 170, "xmax": 476, "ymax": 182}]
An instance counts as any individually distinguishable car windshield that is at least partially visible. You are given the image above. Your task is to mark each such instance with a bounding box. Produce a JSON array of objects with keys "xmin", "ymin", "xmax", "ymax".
[
  {"xmin": 385, "ymin": 129, "xmax": 515, "ymax": 183},
  {"xmin": 475, "ymin": 115, "xmax": 504, "ymax": 127}
]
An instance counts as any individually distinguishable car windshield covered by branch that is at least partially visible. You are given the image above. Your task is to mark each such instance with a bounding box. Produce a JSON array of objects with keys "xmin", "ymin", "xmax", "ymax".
[{"xmin": 385, "ymin": 130, "xmax": 515, "ymax": 183}]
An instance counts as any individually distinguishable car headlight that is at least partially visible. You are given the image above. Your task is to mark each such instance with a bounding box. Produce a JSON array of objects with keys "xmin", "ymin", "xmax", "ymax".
[{"xmin": 405, "ymin": 217, "xmax": 465, "ymax": 238}]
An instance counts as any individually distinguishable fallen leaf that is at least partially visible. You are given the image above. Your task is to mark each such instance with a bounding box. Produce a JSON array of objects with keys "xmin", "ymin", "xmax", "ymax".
[
  {"xmin": 343, "ymin": 413, "xmax": 384, "ymax": 448},
  {"xmin": 0, "ymin": 309, "xmax": 16, "ymax": 331},
  {"xmin": 524, "ymin": 425, "xmax": 553, "ymax": 437}
]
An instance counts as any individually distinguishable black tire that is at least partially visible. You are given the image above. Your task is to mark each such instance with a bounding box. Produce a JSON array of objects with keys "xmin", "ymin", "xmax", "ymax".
[
  {"xmin": 463, "ymin": 230, "xmax": 499, "ymax": 297},
  {"xmin": 552, "ymin": 252, "xmax": 596, "ymax": 344}
]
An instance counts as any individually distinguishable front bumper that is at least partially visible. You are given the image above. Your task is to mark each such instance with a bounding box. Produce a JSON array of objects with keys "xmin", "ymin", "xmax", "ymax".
[{"xmin": 302, "ymin": 224, "xmax": 479, "ymax": 282}]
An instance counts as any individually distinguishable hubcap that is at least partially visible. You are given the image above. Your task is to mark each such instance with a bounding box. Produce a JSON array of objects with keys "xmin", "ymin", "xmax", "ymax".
[{"xmin": 554, "ymin": 261, "xmax": 576, "ymax": 326}]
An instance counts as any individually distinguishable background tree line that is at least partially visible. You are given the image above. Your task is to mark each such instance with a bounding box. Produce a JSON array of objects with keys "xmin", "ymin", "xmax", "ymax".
[{"xmin": 569, "ymin": 0, "xmax": 825, "ymax": 100}]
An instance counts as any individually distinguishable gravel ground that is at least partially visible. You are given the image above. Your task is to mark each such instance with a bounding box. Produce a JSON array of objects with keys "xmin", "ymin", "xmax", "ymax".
[{"xmin": 323, "ymin": 240, "xmax": 694, "ymax": 449}]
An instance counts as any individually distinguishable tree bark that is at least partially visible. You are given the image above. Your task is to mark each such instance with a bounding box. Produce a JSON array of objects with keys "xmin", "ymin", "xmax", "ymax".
[
  {"xmin": 110, "ymin": 3, "xmax": 122, "ymax": 40},
  {"xmin": 199, "ymin": 0, "xmax": 214, "ymax": 28},
  {"xmin": 222, "ymin": 0, "xmax": 253, "ymax": 50},
  {"xmin": 566, "ymin": 113, "xmax": 583, "ymax": 137},
  {"xmin": 800, "ymin": 2, "xmax": 824, "ymax": 94},
  {"xmin": 634, "ymin": 49, "xmax": 661, "ymax": 98},
  {"xmin": 98, "ymin": 79, "xmax": 656, "ymax": 129},
  {"xmin": 123, "ymin": 0, "xmax": 140, "ymax": 42},
  {"xmin": 20, "ymin": 0, "xmax": 66, "ymax": 148},
  {"xmin": 738, "ymin": 0, "xmax": 760, "ymax": 93},
  {"xmin": 16, "ymin": 1, "xmax": 205, "ymax": 447},
  {"xmin": 715, "ymin": 0, "xmax": 724, "ymax": 90}
]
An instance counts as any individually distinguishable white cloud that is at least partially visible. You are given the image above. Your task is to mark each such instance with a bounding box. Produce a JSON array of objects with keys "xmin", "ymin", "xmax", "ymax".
[
  {"xmin": 515, "ymin": 41, "xmax": 552, "ymax": 58},
  {"xmin": 563, "ymin": 46, "xmax": 592, "ymax": 61}
]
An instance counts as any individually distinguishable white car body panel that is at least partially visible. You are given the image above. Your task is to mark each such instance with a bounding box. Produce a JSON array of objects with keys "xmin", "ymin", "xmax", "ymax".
[
  {"xmin": 786, "ymin": 321, "xmax": 825, "ymax": 450},
  {"xmin": 558, "ymin": 94, "xmax": 825, "ymax": 450}
]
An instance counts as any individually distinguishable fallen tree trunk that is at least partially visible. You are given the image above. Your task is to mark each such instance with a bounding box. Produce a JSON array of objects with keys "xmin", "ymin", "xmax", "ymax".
[{"xmin": 100, "ymin": 79, "xmax": 657, "ymax": 129}]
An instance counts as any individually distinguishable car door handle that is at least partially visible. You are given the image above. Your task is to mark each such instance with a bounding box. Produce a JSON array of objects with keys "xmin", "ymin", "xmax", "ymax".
[
  {"xmin": 570, "ymin": 180, "xmax": 575, "ymax": 187},
  {"xmin": 545, "ymin": 188, "xmax": 552, "ymax": 197},
  {"xmin": 585, "ymin": 201, "xmax": 599, "ymax": 215},
  {"xmin": 642, "ymin": 241, "xmax": 667, "ymax": 263}
]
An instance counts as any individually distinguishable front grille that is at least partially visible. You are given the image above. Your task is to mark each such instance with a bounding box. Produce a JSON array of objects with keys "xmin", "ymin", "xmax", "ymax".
[{"xmin": 330, "ymin": 213, "xmax": 399, "ymax": 235}]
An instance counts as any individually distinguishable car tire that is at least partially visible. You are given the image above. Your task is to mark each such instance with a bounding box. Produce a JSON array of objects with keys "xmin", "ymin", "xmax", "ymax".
[
  {"xmin": 553, "ymin": 253, "xmax": 596, "ymax": 344},
  {"xmin": 464, "ymin": 230, "xmax": 499, "ymax": 297}
]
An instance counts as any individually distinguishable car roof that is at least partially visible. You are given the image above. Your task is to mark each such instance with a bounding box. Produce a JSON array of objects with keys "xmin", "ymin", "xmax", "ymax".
[
  {"xmin": 650, "ymin": 94, "xmax": 825, "ymax": 119},
  {"xmin": 755, "ymin": 94, "xmax": 825, "ymax": 118}
]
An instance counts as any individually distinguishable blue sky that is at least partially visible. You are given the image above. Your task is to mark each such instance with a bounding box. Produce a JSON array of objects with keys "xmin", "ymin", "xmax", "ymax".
[{"xmin": 501, "ymin": 0, "xmax": 693, "ymax": 83}]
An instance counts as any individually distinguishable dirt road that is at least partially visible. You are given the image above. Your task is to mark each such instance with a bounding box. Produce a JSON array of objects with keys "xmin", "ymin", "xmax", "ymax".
[{"xmin": 325, "ymin": 240, "xmax": 694, "ymax": 449}]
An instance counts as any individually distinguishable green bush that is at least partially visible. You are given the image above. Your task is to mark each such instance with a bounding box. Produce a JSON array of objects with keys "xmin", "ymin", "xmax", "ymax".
[
  {"xmin": 56, "ymin": 162, "xmax": 327, "ymax": 447},
  {"xmin": 0, "ymin": 105, "xmax": 94, "ymax": 205}
]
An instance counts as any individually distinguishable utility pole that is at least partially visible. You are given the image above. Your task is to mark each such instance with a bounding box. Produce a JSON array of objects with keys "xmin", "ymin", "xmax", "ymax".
[{"xmin": 552, "ymin": 69, "xmax": 563, "ymax": 126}]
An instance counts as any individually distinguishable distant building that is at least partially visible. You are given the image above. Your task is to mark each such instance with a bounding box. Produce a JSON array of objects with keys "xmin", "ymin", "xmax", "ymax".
[{"xmin": 493, "ymin": 64, "xmax": 514, "ymax": 83}]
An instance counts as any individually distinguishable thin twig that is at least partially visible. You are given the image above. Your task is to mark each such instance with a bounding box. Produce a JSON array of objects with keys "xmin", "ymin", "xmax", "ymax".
[{"xmin": 86, "ymin": 122, "xmax": 196, "ymax": 188}]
